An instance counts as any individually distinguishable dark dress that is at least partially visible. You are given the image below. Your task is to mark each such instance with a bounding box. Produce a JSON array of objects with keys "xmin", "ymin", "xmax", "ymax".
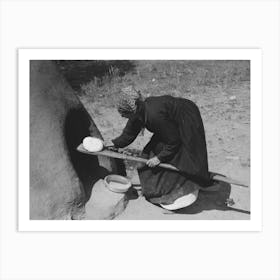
[{"xmin": 112, "ymin": 95, "xmax": 212, "ymax": 205}]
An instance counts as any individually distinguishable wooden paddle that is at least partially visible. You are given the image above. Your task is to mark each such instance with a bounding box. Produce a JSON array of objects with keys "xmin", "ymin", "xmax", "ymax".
[{"xmin": 76, "ymin": 144, "xmax": 249, "ymax": 188}]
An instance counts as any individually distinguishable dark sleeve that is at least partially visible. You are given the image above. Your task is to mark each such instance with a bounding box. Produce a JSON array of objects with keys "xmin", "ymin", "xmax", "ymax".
[
  {"xmin": 112, "ymin": 118, "xmax": 143, "ymax": 148},
  {"xmin": 153, "ymin": 119, "xmax": 181, "ymax": 162},
  {"xmin": 142, "ymin": 135, "xmax": 158, "ymax": 156}
]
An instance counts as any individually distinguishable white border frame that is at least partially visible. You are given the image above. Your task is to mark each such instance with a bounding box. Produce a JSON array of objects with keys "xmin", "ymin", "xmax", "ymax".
[{"xmin": 18, "ymin": 49, "xmax": 262, "ymax": 232}]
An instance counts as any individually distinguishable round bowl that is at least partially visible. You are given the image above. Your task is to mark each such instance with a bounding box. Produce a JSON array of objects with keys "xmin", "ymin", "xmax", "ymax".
[
  {"xmin": 104, "ymin": 175, "xmax": 132, "ymax": 193},
  {"xmin": 82, "ymin": 137, "xmax": 104, "ymax": 152}
]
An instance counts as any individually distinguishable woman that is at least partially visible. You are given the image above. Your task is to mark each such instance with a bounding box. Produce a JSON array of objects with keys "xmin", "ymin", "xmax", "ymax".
[{"xmin": 111, "ymin": 86, "xmax": 212, "ymax": 207}]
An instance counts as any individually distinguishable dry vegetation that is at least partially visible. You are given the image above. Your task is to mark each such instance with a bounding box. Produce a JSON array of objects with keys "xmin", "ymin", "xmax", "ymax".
[{"xmin": 57, "ymin": 60, "xmax": 250, "ymax": 167}]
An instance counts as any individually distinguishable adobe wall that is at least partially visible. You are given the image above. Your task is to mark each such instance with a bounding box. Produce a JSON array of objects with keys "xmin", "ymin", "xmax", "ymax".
[{"xmin": 30, "ymin": 61, "xmax": 123, "ymax": 219}]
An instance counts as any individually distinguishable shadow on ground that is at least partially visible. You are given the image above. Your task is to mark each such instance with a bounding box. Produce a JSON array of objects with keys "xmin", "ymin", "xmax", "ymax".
[
  {"xmin": 126, "ymin": 188, "xmax": 140, "ymax": 201},
  {"xmin": 173, "ymin": 182, "xmax": 250, "ymax": 215}
]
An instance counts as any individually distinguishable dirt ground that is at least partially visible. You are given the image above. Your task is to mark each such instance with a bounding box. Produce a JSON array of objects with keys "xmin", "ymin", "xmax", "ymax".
[{"xmin": 58, "ymin": 60, "xmax": 250, "ymax": 219}]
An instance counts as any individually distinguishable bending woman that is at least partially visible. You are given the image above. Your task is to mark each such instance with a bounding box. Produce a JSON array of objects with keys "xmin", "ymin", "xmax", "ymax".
[{"xmin": 111, "ymin": 86, "xmax": 212, "ymax": 207}]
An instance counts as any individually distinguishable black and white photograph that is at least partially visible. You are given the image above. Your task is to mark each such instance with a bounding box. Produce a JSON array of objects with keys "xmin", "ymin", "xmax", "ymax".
[
  {"xmin": 1, "ymin": 1, "xmax": 280, "ymax": 280},
  {"xmin": 25, "ymin": 51, "xmax": 255, "ymax": 223}
]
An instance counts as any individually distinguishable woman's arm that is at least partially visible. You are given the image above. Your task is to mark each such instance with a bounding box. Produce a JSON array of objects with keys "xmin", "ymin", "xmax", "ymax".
[
  {"xmin": 142, "ymin": 134, "xmax": 158, "ymax": 155},
  {"xmin": 154, "ymin": 119, "xmax": 181, "ymax": 162},
  {"xmin": 112, "ymin": 117, "xmax": 143, "ymax": 148}
]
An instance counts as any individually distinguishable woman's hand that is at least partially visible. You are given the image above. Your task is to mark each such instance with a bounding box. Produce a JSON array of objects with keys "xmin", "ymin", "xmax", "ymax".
[{"xmin": 146, "ymin": 156, "xmax": 161, "ymax": 168}]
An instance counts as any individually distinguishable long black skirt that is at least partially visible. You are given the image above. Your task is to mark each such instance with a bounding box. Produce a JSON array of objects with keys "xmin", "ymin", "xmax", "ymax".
[
  {"xmin": 138, "ymin": 101, "xmax": 212, "ymax": 205},
  {"xmin": 138, "ymin": 150, "xmax": 205, "ymax": 205},
  {"xmin": 138, "ymin": 165, "xmax": 200, "ymax": 205}
]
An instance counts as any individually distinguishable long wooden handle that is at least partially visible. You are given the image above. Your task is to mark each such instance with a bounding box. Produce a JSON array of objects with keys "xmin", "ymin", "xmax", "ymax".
[
  {"xmin": 77, "ymin": 144, "xmax": 249, "ymax": 188},
  {"xmin": 121, "ymin": 155, "xmax": 249, "ymax": 188}
]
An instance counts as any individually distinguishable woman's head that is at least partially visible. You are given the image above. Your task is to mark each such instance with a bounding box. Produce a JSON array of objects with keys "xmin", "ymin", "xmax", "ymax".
[{"xmin": 117, "ymin": 86, "xmax": 143, "ymax": 118}]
